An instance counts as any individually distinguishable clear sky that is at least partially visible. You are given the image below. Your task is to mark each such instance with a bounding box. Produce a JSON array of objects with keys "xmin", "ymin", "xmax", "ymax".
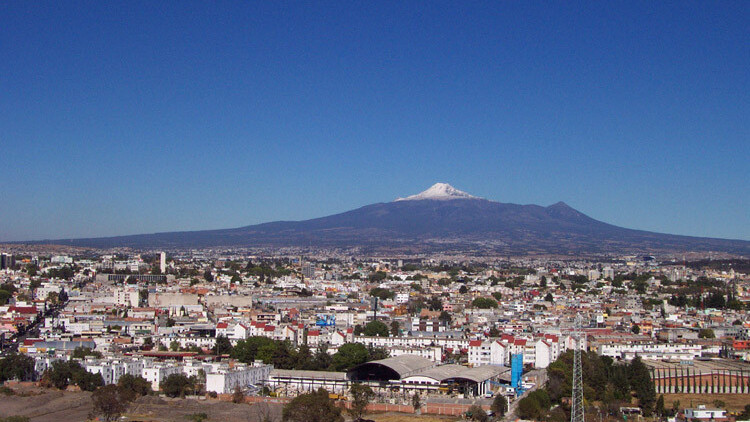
[{"xmin": 1, "ymin": 1, "xmax": 748, "ymax": 242}]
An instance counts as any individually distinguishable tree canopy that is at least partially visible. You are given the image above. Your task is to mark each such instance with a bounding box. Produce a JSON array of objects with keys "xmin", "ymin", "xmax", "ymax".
[
  {"xmin": 348, "ymin": 383, "xmax": 375, "ymax": 421},
  {"xmin": 282, "ymin": 388, "xmax": 344, "ymax": 422},
  {"xmin": 160, "ymin": 373, "xmax": 195, "ymax": 398},
  {"xmin": 41, "ymin": 360, "xmax": 103, "ymax": 391},
  {"xmin": 472, "ymin": 297, "xmax": 498, "ymax": 309},
  {"xmin": 91, "ymin": 384, "xmax": 128, "ymax": 422},
  {"xmin": 362, "ymin": 320, "xmax": 389, "ymax": 337}
]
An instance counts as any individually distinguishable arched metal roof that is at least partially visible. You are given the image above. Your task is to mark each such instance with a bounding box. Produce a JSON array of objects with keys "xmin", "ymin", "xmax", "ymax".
[
  {"xmin": 348, "ymin": 355, "xmax": 435, "ymax": 381},
  {"xmin": 401, "ymin": 364, "xmax": 510, "ymax": 384},
  {"xmin": 443, "ymin": 365, "xmax": 509, "ymax": 383}
]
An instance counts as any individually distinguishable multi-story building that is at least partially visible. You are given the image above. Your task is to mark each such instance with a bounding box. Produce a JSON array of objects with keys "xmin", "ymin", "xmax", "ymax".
[{"xmin": 205, "ymin": 362, "xmax": 272, "ymax": 394}]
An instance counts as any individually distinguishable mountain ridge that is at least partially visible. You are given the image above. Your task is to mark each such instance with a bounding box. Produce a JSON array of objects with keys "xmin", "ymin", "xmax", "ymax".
[{"xmin": 12, "ymin": 184, "xmax": 750, "ymax": 255}]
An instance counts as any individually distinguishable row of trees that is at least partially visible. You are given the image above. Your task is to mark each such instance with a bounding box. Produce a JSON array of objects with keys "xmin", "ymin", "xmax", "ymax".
[
  {"xmin": 517, "ymin": 352, "xmax": 656, "ymax": 420},
  {"xmin": 0, "ymin": 354, "xmax": 35, "ymax": 382},
  {"xmin": 668, "ymin": 291, "xmax": 745, "ymax": 310},
  {"xmin": 39, "ymin": 360, "xmax": 104, "ymax": 391},
  {"xmin": 228, "ymin": 336, "xmax": 388, "ymax": 372}
]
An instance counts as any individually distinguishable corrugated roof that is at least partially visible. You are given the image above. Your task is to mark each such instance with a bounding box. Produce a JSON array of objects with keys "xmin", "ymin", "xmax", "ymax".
[
  {"xmin": 271, "ymin": 369, "xmax": 348, "ymax": 380},
  {"xmin": 352, "ymin": 355, "xmax": 435, "ymax": 378},
  {"xmin": 403, "ymin": 364, "xmax": 510, "ymax": 383},
  {"xmin": 444, "ymin": 365, "xmax": 509, "ymax": 383}
]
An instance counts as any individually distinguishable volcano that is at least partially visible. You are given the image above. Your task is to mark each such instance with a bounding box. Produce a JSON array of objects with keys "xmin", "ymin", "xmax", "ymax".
[{"xmin": 26, "ymin": 183, "xmax": 750, "ymax": 255}]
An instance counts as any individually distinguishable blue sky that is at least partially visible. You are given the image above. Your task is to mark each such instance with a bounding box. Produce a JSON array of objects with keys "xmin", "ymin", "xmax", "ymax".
[{"xmin": 1, "ymin": 1, "xmax": 748, "ymax": 241}]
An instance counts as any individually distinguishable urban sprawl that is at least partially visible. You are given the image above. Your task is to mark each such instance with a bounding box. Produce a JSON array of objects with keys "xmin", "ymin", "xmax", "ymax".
[{"xmin": 0, "ymin": 249, "xmax": 749, "ymax": 421}]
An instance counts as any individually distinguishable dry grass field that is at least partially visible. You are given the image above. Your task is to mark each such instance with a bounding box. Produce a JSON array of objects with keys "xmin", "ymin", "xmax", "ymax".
[
  {"xmin": 661, "ymin": 394, "xmax": 750, "ymax": 412},
  {"xmin": 369, "ymin": 413, "xmax": 461, "ymax": 422}
]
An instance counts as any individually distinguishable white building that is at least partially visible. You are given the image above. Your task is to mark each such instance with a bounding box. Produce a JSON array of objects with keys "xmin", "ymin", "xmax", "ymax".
[
  {"xmin": 598, "ymin": 343, "xmax": 702, "ymax": 361},
  {"xmin": 159, "ymin": 252, "xmax": 166, "ymax": 274},
  {"xmin": 36, "ymin": 282, "xmax": 63, "ymax": 301},
  {"xmin": 114, "ymin": 288, "xmax": 140, "ymax": 308},
  {"xmin": 395, "ymin": 293, "xmax": 410, "ymax": 305},
  {"xmin": 142, "ymin": 363, "xmax": 183, "ymax": 391},
  {"xmin": 205, "ymin": 362, "xmax": 272, "ymax": 394},
  {"xmin": 683, "ymin": 405, "xmax": 727, "ymax": 421},
  {"xmin": 387, "ymin": 345, "xmax": 443, "ymax": 363}
]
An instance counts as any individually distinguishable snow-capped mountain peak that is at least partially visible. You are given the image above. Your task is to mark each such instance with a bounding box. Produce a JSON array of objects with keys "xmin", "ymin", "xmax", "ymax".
[{"xmin": 395, "ymin": 183, "xmax": 480, "ymax": 201}]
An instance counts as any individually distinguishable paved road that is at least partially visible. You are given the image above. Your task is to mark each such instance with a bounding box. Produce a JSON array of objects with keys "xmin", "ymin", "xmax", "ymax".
[
  {"xmin": 1, "ymin": 301, "xmax": 67, "ymax": 357},
  {"xmin": 504, "ymin": 368, "xmax": 548, "ymax": 421}
]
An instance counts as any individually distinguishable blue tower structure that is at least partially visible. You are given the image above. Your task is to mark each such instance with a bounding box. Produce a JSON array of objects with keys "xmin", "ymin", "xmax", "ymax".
[{"xmin": 511, "ymin": 354, "xmax": 525, "ymax": 396}]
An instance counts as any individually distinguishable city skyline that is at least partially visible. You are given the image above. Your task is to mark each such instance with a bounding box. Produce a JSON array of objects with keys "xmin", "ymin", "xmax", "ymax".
[{"xmin": 1, "ymin": 2, "xmax": 748, "ymax": 241}]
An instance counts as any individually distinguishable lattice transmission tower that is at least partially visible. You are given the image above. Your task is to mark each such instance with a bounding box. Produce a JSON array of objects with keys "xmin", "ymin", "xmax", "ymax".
[{"xmin": 570, "ymin": 314, "xmax": 585, "ymax": 422}]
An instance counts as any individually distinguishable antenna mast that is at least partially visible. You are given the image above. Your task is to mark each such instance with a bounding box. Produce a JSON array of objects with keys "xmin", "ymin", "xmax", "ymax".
[{"xmin": 570, "ymin": 314, "xmax": 585, "ymax": 422}]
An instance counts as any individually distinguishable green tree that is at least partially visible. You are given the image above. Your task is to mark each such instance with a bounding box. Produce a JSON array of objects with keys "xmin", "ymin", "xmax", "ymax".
[
  {"xmin": 282, "ymin": 388, "xmax": 344, "ymax": 422},
  {"xmin": 232, "ymin": 386, "xmax": 245, "ymax": 403},
  {"xmin": 738, "ymin": 404, "xmax": 750, "ymax": 420},
  {"xmin": 363, "ymin": 320, "xmax": 389, "ymax": 337},
  {"xmin": 231, "ymin": 336, "xmax": 277, "ymax": 363},
  {"xmin": 0, "ymin": 353, "xmax": 35, "ymax": 382},
  {"xmin": 117, "ymin": 374, "xmax": 151, "ymax": 402},
  {"xmin": 412, "ymin": 393, "xmax": 421, "ymax": 412},
  {"xmin": 518, "ymin": 395, "xmax": 543, "ymax": 419},
  {"xmin": 312, "ymin": 344, "xmax": 332, "ymax": 370},
  {"xmin": 368, "ymin": 287, "xmax": 393, "ymax": 300},
  {"xmin": 368, "ymin": 271, "xmax": 387, "ymax": 283},
  {"xmin": 467, "ymin": 404, "xmax": 488, "ymax": 422},
  {"xmin": 492, "ymin": 394, "xmax": 508, "ymax": 417},
  {"xmin": 186, "ymin": 413, "xmax": 209, "ymax": 422},
  {"xmin": 472, "ymin": 297, "xmax": 498, "ymax": 309},
  {"xmin": 41, "ymin": 361, "xmax": 103, "ymax": 391},
  {"xmin": 73, "ymin": 369, "xmax": 105, "ymax": 392},
  {"xmin": 656, "ymin": 394, "xmax": 666, "ymax": 417},
  {"xmin": 390, "ymin": 320, "xmax": 400, "ymax": 336},
  {"xmin": 632, "ymin": 324, "xmax": 641, "ymax": 334},
  {"xmin": 544, "ymin": 292, "xmax": 554, "ymax": 302},
  {"xmin": 91, "ymin": 384, "xmax": 128, "ymax": 422},
  {"xmin": 271, "ymin": 341, "xmax": 297, "ymax": 369},
  {"xmin": 331, "ymin": 343, "xmax": 369, "ymax": 371},
  {"xmin": 698, "ymin": 328, "xmax": 715, "ymax": 339},
  {"xmin": 367, "ymin": 345, "xmax": 389, "ymax": 361},
  {"xmin": 439, "ymin": 310, "xmax": 452, "ymax": 325},
  {"xmin": 348, "ymin": 383, "xmax": 375, "ymax": 421},
  {"xmin": 71, "ymin": 346, "xmax": 102, "ymax": 359},
  {"xmin": 160, "ymin": 373, "xmax": 194, "ymax": 398},
  {"xmin": 294, "ymin": 344, "xmax": 313, "ymax": 370},
  {"xmin": 213, "ymin": 334, "xmax": 233, "ymax": 355},
  {"xmin": 629, "ymin": 356, "xmax": 656, "ymax": 416}
]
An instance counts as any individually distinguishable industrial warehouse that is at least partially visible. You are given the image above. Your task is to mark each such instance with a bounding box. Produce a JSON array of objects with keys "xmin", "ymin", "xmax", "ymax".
[{"xmin": 266, "ymin": 355, "xmax": 512, "ymax": 398}]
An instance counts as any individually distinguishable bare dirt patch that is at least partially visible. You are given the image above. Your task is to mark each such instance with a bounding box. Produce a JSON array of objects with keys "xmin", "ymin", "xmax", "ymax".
[
  {"xmin": 124, "ymin": 395, "xmax": 283, "ymax": 422},
  {"xmin": 0, "ymin": 386, "xmax": 284, "ymax": 422},
  {"xmin": 0, "ymin": 388, "xmax": 94, "ymax": 422}
]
